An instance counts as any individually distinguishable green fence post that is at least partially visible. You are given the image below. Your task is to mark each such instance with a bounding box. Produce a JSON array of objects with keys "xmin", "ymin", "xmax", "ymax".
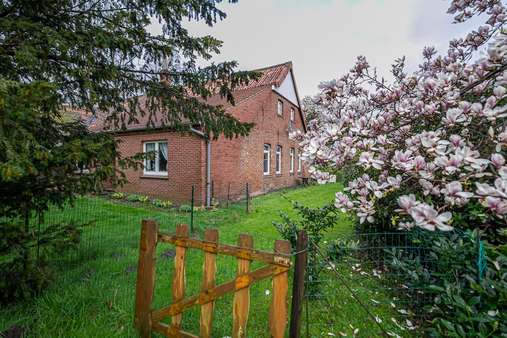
[{"xmin": 190, "ymin": 185, "xmax": 195, "ymax": 234}]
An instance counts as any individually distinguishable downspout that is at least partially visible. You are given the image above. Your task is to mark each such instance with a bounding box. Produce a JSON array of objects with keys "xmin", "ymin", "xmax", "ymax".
[
  {"xmin": 190, "ymin": 127, "xmax": 211, "ymax": 208},
  {"xmin": 206, "ymin": 140, "xmax": 211, "ymax": 208}
]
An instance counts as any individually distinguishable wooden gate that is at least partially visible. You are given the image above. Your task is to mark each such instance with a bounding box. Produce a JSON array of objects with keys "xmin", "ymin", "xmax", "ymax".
[{"xmin": 134, "ymin": 220, "xmax": 292, "ymax": 338}]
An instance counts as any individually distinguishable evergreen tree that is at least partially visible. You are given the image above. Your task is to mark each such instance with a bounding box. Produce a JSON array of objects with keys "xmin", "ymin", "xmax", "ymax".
[{"xmin": 0, "ymin": 0, "xmax": 254, "ymax": 302}]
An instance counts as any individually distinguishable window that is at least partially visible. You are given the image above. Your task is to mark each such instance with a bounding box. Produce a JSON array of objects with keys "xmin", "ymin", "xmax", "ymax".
[
  {"xmin": 289, "ymin": 148, "xmax": 295, "ymax": 174},
  {"xmin": 277, "ymin": 99, "xmax": 283, "ymax": 116},
  {"xmin": 298, "ymin": 150, "xmax": 302, "ymax": 173},
  {"xmin": 275, "ymin": 145, "xmax": 282, "ymax": 174},
  {"xmin": 263, "ymin": 144, "xmax": 271, "ymax": 175},
  {"xmin": 144, "ymin": 141, "xmax": 168, "ymax": 175},
  {"xmin": 290, "ymin": 108, "xmax": 295, "ymax": 122}
]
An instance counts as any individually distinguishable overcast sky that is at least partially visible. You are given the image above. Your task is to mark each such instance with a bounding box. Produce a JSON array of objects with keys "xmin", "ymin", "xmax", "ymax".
[{"xmin": 157, "ymin": 0, "xmax": 486, "ymax": 97}]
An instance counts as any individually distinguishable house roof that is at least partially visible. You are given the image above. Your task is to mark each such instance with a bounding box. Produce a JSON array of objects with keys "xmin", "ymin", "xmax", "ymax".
[
  {"xmin": 236, "ymin": 61, "xmax": 292, "ymax": 90},
  {"xmin": 80, "ymin": 61, "xmax": 305, "ymax": 133}
]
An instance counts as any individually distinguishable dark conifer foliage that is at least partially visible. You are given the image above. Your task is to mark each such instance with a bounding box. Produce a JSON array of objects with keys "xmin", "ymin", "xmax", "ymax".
[{"xmin": 0, "ymin": 0, "xmax": 254, "ymax": 302}]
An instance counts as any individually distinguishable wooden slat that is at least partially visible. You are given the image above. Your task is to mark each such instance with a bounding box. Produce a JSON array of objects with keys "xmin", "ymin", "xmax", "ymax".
[
  {"xmin": 152, "ymin": 321, "xmax": 199, "ymax": 338},
  {"xmin": 232, "ymin": 234, "xmax": 253, "ymax": 338},
  {"xmin": 172, "ymin": 224, "xmax": 189, "ymax": 328},
  {"xmin": 151, "ymin": 265, "xmax": 288, "ymax": 323},
  {"xmin": 134, "ymin": 220, "xmax": 159, "ymax": 338},
  {"xmin": 269, "ymin": 240, "xmax": 291, "ymax": 338},
  {"xmin": 200, "ymin": 229, "xmax": 218, "ymax": 338},
  {"xmin": 158, "ymin": 233, "xmax": 291, "ymax": 267}
]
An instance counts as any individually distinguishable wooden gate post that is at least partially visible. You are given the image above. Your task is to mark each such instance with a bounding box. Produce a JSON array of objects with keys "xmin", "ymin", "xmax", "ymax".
[
  {"xmin": 289, "ymin": 230, "xmax": 308, "ymax": 338},
  {"xmin": 200, "ymin": 229, "xmax": 219, "ymax": 337},
  {"xmin": 232, "ymin": 234, "xmax": 254, "ymax": 338},
  {"xmin": 269, "ymin": 240, "xmax": 291, "ymax": 338},
  {"xmin": 172, "ymin": 224, "xmax": 189, "ymax": 329},
  {"xmin": 134, "ymin": 219, "xmax": 159, "ymax": 338}
]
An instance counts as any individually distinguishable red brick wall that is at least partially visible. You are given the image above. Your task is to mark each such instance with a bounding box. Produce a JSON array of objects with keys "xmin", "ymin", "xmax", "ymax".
[
  {"xmin": 112, "ymin": 88, "xmax": 307, "ymax": 205},
  {"xmin": 210, "ymin": 87, "xmax": 307, "ymax": 201},
  {"xmin": 114, "ymin": 130, "xmax": 206, "ymax": 205}
]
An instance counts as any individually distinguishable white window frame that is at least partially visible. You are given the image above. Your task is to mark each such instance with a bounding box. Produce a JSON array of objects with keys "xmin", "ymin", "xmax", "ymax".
[
  {"xmin": 298, "ymin": 150, "xmax": 302, "ymax": 174},
  {"xmin": 289, "ymin": 148, "xmax": 294, "ymax": 174},
  {"xmin": 277, "ymin": 99, "xmax": 283, "ymax": 116},
  {"xmin": 275, "ymin": 145, "xmax": 282, "ymax": 175},
  {"xmin": 290, "ymin": 108, "xmax": 295, "ymax": 122},
  {"xmin": 143, "ymin": 141, "xmax": 168, "ymax": 176},
  {"xmin": 263, "ymin": 144, "xmax": 271, "ymax": 175}
]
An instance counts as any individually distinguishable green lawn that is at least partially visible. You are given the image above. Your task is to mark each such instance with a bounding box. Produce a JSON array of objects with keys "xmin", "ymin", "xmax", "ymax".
[{"xmin": 0, "ymin": 184, "xmax": 408, "ymax": 337}]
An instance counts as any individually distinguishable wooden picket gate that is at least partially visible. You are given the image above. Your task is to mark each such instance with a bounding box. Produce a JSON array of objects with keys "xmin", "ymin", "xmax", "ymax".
[{"xmin": 134, "ymin": 220, "xmax": 292, "ymax": 338}]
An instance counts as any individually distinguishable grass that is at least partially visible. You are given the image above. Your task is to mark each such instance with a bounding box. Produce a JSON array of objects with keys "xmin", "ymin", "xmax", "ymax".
[{"xmin": 0, "ymin": 183, "xmax": 408, "ymax": 337}]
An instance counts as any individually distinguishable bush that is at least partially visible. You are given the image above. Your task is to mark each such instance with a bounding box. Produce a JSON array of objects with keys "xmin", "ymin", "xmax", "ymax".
[
  {"xmin": 151, "ymin": 198, "xmax": 173, "ymax": 209},
  {"xmin": 388, "ymin": 230, "xmax": 507, "ymax": 337},
  {"xmin": 179, "ymin": 204, "xmax": 192, "ymax": 213},
  {"xmin": 126, "ymin": 194, "xmax": 149, "ymax": 203},
  {"xmin": 0, "ymin": 221, "xmax": 81, "ymax": 304},
  {"xmin": 111, "ymin": 192, "xmax": 125, "ymax": 200},
  {"xmin": 273, "ymin": 202, "xmax": 339, "ymax": 295},
  {"xmin": 326, "ymin": 238, "xmax": 360, "ymax": 261}
]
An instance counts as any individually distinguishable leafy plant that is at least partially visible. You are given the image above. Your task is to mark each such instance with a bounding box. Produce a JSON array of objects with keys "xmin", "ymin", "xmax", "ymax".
[
  {"xmin": 327, "ymin": 238, "xmax": 360, "ymax": 261},
  {"xmin": 273, "ymin": 202, "xmax": 339, "ymax": 296},
  {"xmin": 111, "ymin": 192, "xmax": 125, "ymax": 200},
  {"xmin": 126, "ymin": 194, "xmax": 148, "ymax": 203},
  {"xmin": 387, "ymin": 230, "xmax": 507, "ymax": 337},
  {"xmin": 151, "ymin": 199, "xmax": 173, "ymax": 209},
  {"xmin": 179, "ymin": 204, "xmax": 192, "ymax": 213},
  {"xmin": 0, "ymin": 220, "xmax": 81, "ymax": 304}
]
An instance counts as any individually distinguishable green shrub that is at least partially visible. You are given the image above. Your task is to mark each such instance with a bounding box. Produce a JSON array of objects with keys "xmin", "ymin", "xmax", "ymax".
[
  {"xmin": 0, "ymin": 221, "xmax": 81, "ymax": 304},
  {"xmin": 326, "ymin": 238, "xmax": 360, "ymax": 261},
  {"xmin": 273, "ymin": 202, "xmax": 339, "ymax": 296},
  {"xmin": 126, "ymin": 194, "xmax": 149, "ymax": 203},
  {"xmin": 151, "ymin": 199, "xmax": 173, "ymax": 209},
  {"xmin": 388, "ymin": 231, "xmax": 507, "ymax": 337},
  {"xmin": 179, "ymin": 204, "xmax": 192, "ymax": 213},
  {"xmin": 111, "ymin": 192, "xmax": 125, "ymax": 200}
]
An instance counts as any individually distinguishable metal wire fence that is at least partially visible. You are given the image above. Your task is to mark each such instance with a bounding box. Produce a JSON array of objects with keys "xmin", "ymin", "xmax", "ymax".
[
  {"xmin": 299, "ymin": 230, "xmax": 453, "ymax": 337},
  {"xmin": 31, "ymin": 182, "xmax": 254, "ymax": 272}
]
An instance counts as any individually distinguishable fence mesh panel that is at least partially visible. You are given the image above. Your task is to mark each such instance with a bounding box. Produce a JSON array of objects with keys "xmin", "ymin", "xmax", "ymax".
[{"xmin": 300, "ymin": 230, "xmax": 451, "ymax": 337}]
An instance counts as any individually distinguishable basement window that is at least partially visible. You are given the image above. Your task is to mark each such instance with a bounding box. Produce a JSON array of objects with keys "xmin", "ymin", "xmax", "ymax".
[{"xmin": 144, "ymin": 141, "xmax": 168, "ymax": 175}]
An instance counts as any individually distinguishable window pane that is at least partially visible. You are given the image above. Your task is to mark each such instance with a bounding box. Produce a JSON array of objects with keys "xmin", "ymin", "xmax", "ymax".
[
  {"xmin": 290, "ymin": 149, "xmax": 294, "ymax": 172},
  {"xmin": 145, "ymin": 143, "xmax": 155, "ymax": 171},
  {"xmin": 277, "ymin": 100, "xmax": 283, "ymax": 115},
  {"xmin": 263, "ymin": 144, "xmax": 270, "ymax": 174},
  {"xmin": 158, "ymin": 142, "xmax": 168, "ymax": 172},
  {"xmin": 276, "ymin": 146, "xmax": 281, "ymax": 173}
]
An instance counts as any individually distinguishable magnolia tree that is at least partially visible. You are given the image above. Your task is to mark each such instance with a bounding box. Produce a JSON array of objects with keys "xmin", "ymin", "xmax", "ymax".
[{"xmin": 293, "ymin": 0, "xmax": 507, "ymax": 239}]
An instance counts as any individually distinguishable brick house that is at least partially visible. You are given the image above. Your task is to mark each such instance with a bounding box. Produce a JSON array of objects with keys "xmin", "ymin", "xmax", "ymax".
[{"xmin": 89, "ymin": 61, "xmax": 307, "ymax": 206}]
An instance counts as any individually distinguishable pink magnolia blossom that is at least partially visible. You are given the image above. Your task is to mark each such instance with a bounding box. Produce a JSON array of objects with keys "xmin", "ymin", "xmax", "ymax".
[{"xmin": 299, "ymin": 0, "xmax": 507, "ymax": 231}]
